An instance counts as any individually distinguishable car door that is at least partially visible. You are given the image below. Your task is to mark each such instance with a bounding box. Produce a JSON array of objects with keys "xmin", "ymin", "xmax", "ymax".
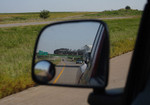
[
  {"xmin": 123, "ymin": 1, "xmax": 150, "ymax": 105},
  {"xmin": 79, "ymin": 23, "xmax": 109, "ymax": 86},
  {"xmin": 88, "ymin": 1, "xmax": 150, "ymax": 105}
]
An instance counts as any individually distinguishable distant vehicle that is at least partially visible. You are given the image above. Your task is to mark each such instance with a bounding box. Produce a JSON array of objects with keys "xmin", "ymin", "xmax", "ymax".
[{"xmin": 76, "ymin": 59, "xmax": 83, "ymax": 64}]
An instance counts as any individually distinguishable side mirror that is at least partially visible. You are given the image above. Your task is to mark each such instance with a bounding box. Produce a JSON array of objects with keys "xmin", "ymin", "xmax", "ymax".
[{"xmin": 32, "ymin": 20, "xmax": 109, "ymax": 88}]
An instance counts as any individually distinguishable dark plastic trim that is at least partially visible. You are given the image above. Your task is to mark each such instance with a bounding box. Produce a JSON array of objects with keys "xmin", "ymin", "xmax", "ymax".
[{"xmin": 88, "ymin": 88, "xmax": 123, "ymax": 105}]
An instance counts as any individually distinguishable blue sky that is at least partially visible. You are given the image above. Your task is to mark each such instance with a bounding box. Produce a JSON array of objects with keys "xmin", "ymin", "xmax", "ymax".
[
  {"xmin": 0, "ymin": 0, "xmax": 147, "ymax": 13},
  {"xmin": 37, "ymin": 22, "xmax": 101, "ymax": 54},
  {"xmin": 35, "ymin": 61, "xmax": 50, "ymax": 71}
]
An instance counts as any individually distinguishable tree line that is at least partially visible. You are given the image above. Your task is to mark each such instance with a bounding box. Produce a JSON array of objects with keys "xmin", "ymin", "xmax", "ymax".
[{"xmin": 54, "ymin": 48, "xmax": 85, "ymax": 55}]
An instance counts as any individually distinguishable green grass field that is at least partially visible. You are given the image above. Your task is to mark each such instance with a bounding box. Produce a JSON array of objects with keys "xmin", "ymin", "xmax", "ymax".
[
  {"xmin": 0, "ymin": 9, "xmax": 142, "ymax": 24},
  {"xmin": 84, "ymin": 9, "xmax": 142, "ymax": 18},
  {"xmin": 0, "ymin": 10, "xmax": 141, "ymax": 98},
  {"xmin": 0, "ymin": 12, "xmax": 94, "ymax": 24},
  {"xmin": 106, "ymin": 18, "xmax": 140, "ymax": 57},
  {"xmin": 0, "ymin": 25, "xmax": 44, "ymax": 98}
]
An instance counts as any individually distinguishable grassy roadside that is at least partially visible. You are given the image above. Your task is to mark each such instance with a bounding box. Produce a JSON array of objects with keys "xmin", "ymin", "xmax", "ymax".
[
  {"xmin": 0, "ymin": 12, "xmax": 94, "ymax": 24},
  {"xmin": 83, "ymin": 9, "xmax": 142, "ymax": 18},
  {"xmin": 0, "ymin": 25, "xmax": 44, "ymax": 98},
  {"xmin": 106, "ymin": 18, "xmax": 140, "ymax": 57},
  {"xmin": 0, "ymin": 9, "xmax": 142, "ymax": 24},
  {"xmin": 0, "ymin": 17, "xmax": 140, "ymax": 99}
]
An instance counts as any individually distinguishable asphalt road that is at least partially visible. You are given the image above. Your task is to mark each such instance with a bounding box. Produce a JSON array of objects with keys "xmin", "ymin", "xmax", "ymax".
[
  {"xmin": 51, "ymin": 60, "xmax": 81, "ymax": 85},
  {"xmin": 0, "ymin": 52, "xmax": 132, "ymax": 105}
]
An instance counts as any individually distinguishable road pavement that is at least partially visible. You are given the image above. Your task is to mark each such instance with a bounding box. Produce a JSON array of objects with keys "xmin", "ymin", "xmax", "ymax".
[
  {"xmin": 51, "ymin": 60, "xmax": 81, "ymax": 84},
  {"xmin": 0, "ymin": 52, "xmax": 132, "ymax": 105}
]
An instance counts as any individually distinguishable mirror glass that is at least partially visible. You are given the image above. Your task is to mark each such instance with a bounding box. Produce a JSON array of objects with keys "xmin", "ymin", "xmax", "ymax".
[
  {"xmin": 34, "ymin": 61, "xmax": 55, "ymax": 83},
  {"xmin": 34, "ymin": 21, "xmax": 106, "ymax": 87}
]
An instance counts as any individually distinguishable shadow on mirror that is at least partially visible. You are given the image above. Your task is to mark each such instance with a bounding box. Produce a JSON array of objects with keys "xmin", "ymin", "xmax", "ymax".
[{"xmin": 32, "ymin": 20, "xmax": 109, "ymax": 88}]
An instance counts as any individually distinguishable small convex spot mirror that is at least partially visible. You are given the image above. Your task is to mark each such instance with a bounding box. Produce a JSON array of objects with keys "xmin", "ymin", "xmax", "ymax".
[
  {"xmin": 32, "ymin": 20, "xmax": 109, "ymax": 88},
  {"xmin": 34, "ymin": 61, "xmax": 55, "ymax": 83}
]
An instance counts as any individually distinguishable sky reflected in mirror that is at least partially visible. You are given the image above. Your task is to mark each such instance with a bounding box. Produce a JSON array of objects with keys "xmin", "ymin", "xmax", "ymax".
[{"xmin": 37, "ymin": 22, "xmax": 100, "ymax": 54}]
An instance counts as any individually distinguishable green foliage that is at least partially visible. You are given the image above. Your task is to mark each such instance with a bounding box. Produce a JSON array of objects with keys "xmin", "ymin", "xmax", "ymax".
[
  {"xmin": 12, "ymin": 17, "xmax": 27, "ymax": 21},
  {"xmin": 125, "ymin": 6, "xmax": 131, "ymax": 10},
  {"xmin": 39, "ymin": 10, "xmax": 50, "ymax": 19},
  {"xmin": 0, "ymin": 25, "xmax": 45, "ymax": 98},
  {"xmin": 0, "ymin": 10, "xmax": 142, "ymax": 24},
  {"xmin": 104, "ymin": 18, "xmax": 140, "ymax": 57},
  {"xmin": 84, "ymin": 9, "xmax": 142, "ymax": 18}
]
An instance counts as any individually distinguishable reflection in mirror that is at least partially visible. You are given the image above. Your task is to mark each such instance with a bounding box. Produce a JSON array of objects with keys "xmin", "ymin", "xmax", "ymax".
[
  {"xmin": 34, "ymin": 61, "xmax": 55, "ymax": 83},
  {"xmin": 34, "ymin": 21, "xmax": 106, "ymax": 86}
]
